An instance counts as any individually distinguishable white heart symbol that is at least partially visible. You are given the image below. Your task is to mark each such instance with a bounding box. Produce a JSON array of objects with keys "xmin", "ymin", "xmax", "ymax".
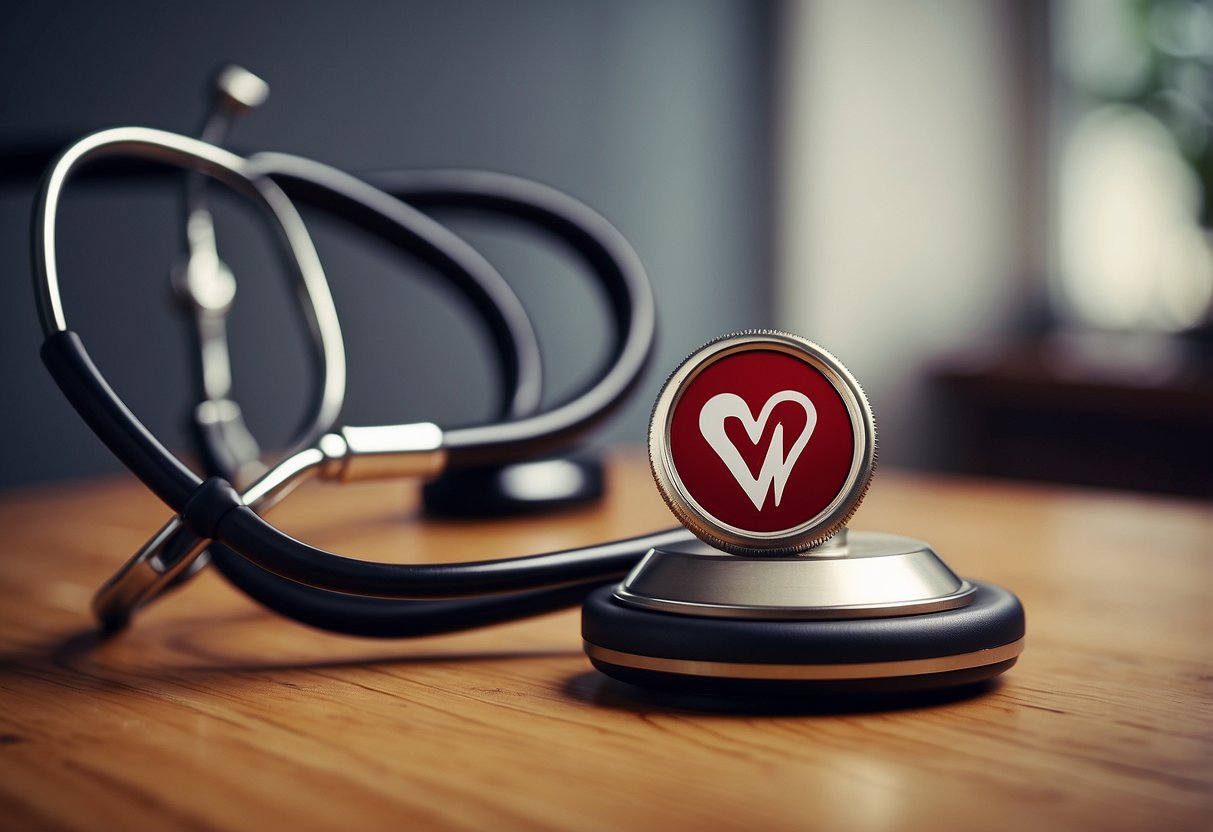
[{"xmin": 698, "ymin": 391, "xmax": 818, "ymax": 511}]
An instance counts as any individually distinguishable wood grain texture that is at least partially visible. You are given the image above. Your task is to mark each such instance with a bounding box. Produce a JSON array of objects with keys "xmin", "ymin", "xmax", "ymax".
[{"xmin": 0, "ymin": 451, "xmax": 1209, "ymax": 831}]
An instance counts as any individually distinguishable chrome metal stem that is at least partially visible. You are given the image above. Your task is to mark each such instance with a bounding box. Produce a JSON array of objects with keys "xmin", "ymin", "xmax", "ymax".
[{"xmin": 175, "ymin": 66, "xmax": 271, "ymax": 483}]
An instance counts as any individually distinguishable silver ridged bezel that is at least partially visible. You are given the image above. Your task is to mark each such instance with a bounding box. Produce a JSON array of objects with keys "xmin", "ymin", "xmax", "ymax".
[{"xmin": 648, "ymin": 330, "xmax": 877, "ymax": 555}]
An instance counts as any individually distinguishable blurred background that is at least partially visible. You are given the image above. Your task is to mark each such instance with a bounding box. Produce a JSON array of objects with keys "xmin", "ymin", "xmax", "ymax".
[{"xmin": 1, "ymin": 0, "xmax": 1210, "ymax": 497}]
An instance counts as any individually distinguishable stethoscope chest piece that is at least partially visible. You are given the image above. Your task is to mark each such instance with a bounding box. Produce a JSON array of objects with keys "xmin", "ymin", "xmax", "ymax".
[{"xmin": 582, "ymin": 331, "xmax": 1025, "ymax": 695}]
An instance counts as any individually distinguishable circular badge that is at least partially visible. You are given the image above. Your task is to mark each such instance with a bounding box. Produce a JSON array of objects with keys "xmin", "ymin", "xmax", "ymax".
[{"xmin": 649, "ymin": 331, "xmax": 876, "ymax": 554}]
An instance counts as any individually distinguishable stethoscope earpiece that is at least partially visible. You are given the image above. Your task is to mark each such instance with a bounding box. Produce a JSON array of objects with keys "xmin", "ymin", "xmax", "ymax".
[{"xmin": 582, "ymin": 331, "xmax": 1025, "ymax": 695}]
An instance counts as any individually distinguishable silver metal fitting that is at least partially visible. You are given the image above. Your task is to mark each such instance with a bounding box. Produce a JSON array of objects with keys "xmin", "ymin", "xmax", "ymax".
[{"xmin": 320, "ymin": 423, "xmax": 447, "ymax": 482}]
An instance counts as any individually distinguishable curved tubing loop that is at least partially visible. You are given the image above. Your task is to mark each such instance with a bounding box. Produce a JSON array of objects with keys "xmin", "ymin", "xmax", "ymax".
[
  {"xmin": 196, "ymin": 163, "xmax": 673, "ymax": 635},
  {"xmin": 243, "ymin": 153, "xmax": 544, "ymax": 425},
  {"xmin": 291, "ymin": 161, "xmax": 659, "ymax": 469},
  {"xmin": 186, "ymin": 154, "xmax": 550, "ymax": 481},
  {"xmin": 168, "ymin": 143, "xmax": 550, "ymax": 604}
]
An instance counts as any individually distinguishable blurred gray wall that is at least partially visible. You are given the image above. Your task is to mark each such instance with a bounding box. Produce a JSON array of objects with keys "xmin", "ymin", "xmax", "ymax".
[
  {"xmin": 0, "ymin": 0, "xmax": 775, "ymax": 489},
  {"xmin": 776, "ymin": 0, "xmax": 1036, "ymax": 469}
]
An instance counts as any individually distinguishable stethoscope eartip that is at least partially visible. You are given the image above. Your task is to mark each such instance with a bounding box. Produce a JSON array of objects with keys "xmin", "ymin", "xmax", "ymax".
[{"xmin": 212, "ymin": 65, "xmax": 269, "ymax": 114}]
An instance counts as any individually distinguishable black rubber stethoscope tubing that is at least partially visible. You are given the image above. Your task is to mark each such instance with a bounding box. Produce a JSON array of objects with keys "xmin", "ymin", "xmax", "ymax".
[
  {"xmin": 175, "ymin": 152, "xmax": 550, "ymax": 596},
  {"xmin": 16, "ymin": 141, "xmax": 656, "ymax": 467},
  {"xmin": 205, "ymin": 527, "xmax": 691, "ymax": 638},
  {"xmin": 198, "ymin": 162, "xmax": 681, "ymax": 636},
  {"xmin": 33, "ymin": 130, "xmax": 691, "ymax": 637},
  {"xmin": 256, "ymin": 155, "xmax": 657, "ymax": 469},
  {"xmin": 243, "ymin": 154, "xmax": 549, "ymax": 430}
]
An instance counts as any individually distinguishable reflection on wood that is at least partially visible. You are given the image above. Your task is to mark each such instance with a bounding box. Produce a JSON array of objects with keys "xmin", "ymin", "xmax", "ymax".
[{"xmin": 0, "ymin": 451, "xmax": 1209, "ymax": 830}]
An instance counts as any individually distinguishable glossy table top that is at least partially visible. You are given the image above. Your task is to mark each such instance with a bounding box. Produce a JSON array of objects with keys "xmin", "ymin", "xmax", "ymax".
[{"xmin": 0, "ymin": 452, "xmax": 1209, "ymax": 830}]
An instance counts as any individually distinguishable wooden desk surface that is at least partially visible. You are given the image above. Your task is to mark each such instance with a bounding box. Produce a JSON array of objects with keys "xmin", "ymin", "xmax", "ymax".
[{"xmin": 0, "ymin": 451, "xmax": 1209, "ymax": 831}]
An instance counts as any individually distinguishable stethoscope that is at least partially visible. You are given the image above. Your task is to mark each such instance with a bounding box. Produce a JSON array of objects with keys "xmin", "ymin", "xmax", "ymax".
[{"xmin": 32, "ymin": 75, "xmax": 1024, "ymax": 696}]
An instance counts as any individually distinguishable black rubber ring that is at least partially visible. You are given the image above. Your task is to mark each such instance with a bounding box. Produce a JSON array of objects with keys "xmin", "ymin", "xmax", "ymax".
[
  {"xmin": 180, "ymin": 477, "xmax": 244, "ymax": 541},
  {"xmin": 582, "ymin": 581, "xmax": 1025, "ymax": 665}
]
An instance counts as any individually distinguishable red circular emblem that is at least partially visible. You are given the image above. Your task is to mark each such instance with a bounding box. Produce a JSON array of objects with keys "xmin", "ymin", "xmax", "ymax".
[{"xmin": 650, "ymin": 332, "xmax": 875, "ymax": 554}]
